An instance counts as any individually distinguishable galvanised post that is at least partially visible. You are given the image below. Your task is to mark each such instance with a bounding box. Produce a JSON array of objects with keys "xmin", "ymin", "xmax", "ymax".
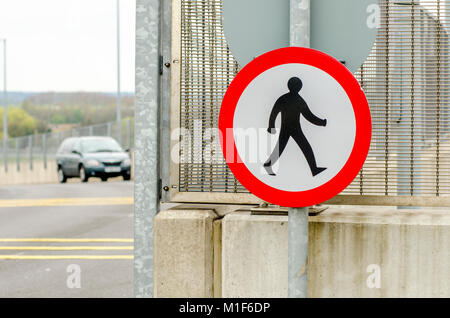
[
  {"xmin": 134, "ymin": 0, "xmax": 162, "ymax": 298},
  {"xmin": 288, "ymin": 0, "xmax": 310, "ymax": 299}
]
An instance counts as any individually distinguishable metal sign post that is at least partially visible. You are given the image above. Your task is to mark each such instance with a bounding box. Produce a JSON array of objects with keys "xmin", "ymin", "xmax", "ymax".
[
  {"xmin": 288, "ymin": 0, "xmax": 310, "ymax": 299},
  {"xmin": 2, "ymin": 39, "xmax": 7, "ymax": 173},
  {"xmin": 219, "ymin": 0, "xmax": 371, "ymax": 298},
  {"xmin": 219, "ymin": 45, "xmax": 371, "ymax": 294},
  {"xmin": 134, "ymin": 0, "xmax": 161, "ymax": 298},
  {"xmin": 288, "ymin": 206, "xmax": 309, "ymax": 297},
  {"xmin": 116, "ymin": 0, "xmax": 122, "ymax": 147}
]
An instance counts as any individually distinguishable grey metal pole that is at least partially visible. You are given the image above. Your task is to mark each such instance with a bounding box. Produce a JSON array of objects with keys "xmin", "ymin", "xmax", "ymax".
[
  {"xmin": 288, "ymin": 0, "xmax": 310, "ymax": 298},
  {"xmin": 127, "ymin": 118, "xmax": 131, "ymax": 150},
  {"xmin": 43, "ymin": 133, "xmax": 47, "ymax": 170},
  {"xmin": 2, "ymin": 39, "xmax": 7, "ymax": 173},
  {"xmin": 290, "ymin": 0, "xmax": 310, "ymax": 49},
  {"xmin": 116, "ymin": 0, "xmax": 122, "ymax": 147},
  {"xmin": 159, "ymin": 0, "xmax": 172, "ymax": 203},
  {"xmin": 15, "ymin": 137, "xmax": 19, "ymax": 172},
  {"xmin": 134, "ymin": 0, "xmax": 161, "ymax": 297},
  {"xmin": 288, "ymin": 206, "xmax": 309, "ymax": 297},
  {"xmin": 29, "ymin": 135, "xmax": 33, "ymax": 171},
  {"xmin": 107, "ymin": 122, "xmax": 112, "ymax": 137}
]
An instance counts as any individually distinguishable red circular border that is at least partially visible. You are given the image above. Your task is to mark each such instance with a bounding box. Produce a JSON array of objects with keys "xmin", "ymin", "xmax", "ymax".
[{"xmin": 219, "ymin": 47, "xmax": 372, "ymax": 207}]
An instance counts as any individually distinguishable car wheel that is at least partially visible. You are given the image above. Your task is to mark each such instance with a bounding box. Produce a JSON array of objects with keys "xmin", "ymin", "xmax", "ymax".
[
  {"xmin": 79, "ymin": 166, "xmax": 89, "ymax": 183},
  {"xmin": 101, "ymin": 176, "xmax": 108, "ymax": 182},
  {"xmin": 123, "ymin": 174, "xmax": 131, "ymax": 181},
  {"xmin": 58, "ymin": 167, "xmax": 67, "ymax": 183}
]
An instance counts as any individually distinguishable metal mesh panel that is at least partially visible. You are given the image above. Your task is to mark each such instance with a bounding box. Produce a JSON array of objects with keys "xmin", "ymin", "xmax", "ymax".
[
  {"xmin": 352, "ymin": 0, "xmax": 450, "ymax": 196},
  {"xmin": 179, "ymin": 0, "xmax": 450, "ymax": 200},
  {"xmin": 180, "ymin": 0, "xmax": 244, "ymax": 192}
]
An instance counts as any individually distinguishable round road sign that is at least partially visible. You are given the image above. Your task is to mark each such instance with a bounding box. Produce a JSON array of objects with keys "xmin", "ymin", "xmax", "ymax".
[{"xmin": 219, "ymin": 47, "xmax": 371, "ymax": 207}]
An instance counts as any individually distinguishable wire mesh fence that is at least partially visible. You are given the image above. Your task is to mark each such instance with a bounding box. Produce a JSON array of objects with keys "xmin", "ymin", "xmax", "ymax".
[
  {"xmin": 176, "ymin": 0, "xmax": 450, "ymax": 203},
  {"xmin": 0, "ymin": 118, "xmax": 134, "ymax": 173}
]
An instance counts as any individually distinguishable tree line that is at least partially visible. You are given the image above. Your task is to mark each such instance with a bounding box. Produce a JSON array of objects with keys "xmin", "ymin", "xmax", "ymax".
[{"xmin": 0, "ymin": 92, "xmax": 134, "ymax": 139}]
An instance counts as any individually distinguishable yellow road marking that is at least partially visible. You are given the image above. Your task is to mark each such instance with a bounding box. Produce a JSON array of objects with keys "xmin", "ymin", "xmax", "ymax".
[
  {"xmin": 0, "ymin": 197, "xmax": 133, "ymax": 207},
  {"xmin": 0, "ymin": 238, "xmax": 133, "ymax": 243},
  {"xmin": 0, "ymin": 255, "xmax": 133, "ymax": 260},
  {"xmin": 0, "ymin": 246, "xmax": 134, "ymax": 250}
]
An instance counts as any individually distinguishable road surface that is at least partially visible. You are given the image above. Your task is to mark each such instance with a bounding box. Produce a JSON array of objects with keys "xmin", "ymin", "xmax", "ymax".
[{"xmin": 0, "ymin": 181, "xmax": 133, "ymax": 297}]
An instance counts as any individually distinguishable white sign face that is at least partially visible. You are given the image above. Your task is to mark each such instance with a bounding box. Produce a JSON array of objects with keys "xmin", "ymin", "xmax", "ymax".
[
  {"xmin": 232, "ymin": 63, "xmax": 356, "ymax": 192},
  {"xmin": 220, "ymin": 47, "xmax": 371, "ymax": 207}
]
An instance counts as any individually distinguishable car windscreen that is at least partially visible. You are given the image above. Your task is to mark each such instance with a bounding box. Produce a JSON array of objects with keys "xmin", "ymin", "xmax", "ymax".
[{"xmin": 80, "ymin": 138, "xmax": 123, "ymax": 153}]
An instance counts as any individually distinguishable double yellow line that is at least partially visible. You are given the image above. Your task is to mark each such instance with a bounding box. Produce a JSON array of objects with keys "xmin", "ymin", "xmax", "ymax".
[
  {"xmin": 0, "ymin": 238, "xmax": 133, "ymax": 243},
  {"xmin": 0, "ymin": 255, "xmax": 133, "ymax": 260},
  {"xmin": 0, "ymin": 238, "xmax": 134, "ymax": 260},
  {"xmin": 0, "ymin": 246, "xmax": 133, "ymax": 250},
  {"xmin": 0, "ymin": 197, "xmax": 134, "ymax": 208}
]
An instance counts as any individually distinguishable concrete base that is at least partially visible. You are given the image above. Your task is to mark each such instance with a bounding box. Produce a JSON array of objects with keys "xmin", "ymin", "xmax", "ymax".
[
  {"xmin": 221, "ymin": 207, "xmax": 450, "ymax": 297},
  {"xmin": 154, "ymin": 209, "xmax": 218, "ymax": 298},
  {"xmin": 309, "ymin": 207, "xmax": 450, "ymax": 297},
  {"xmin": 221, "ymin": 213, "xmax": 288, "ymax": 298},
  {"xmin": 153, "ymin": 205, "xmax": 450, "ymax": 297},
  {"xmin": 0, "ymin": 161, "xmax": 58, "ymax": 186}
]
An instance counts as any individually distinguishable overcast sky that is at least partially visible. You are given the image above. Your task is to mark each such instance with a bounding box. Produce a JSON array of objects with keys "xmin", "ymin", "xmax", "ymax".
[{"xmin": 0, "ymin": 0, "xmax": 136, "ymax": 92}]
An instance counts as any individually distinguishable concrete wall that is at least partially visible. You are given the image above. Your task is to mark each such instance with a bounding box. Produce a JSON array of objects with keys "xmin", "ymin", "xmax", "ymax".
[
  {"xmin": 155, "ymin": 205, "xmax": 450, "ymax": 298},
  {"xmin": 0, "ymin": 160, "xmax": 58, "ymax": 186},
  {"xmin": 154, "ymin": 209, "xmax": 219, "ymax": 297},
  {"xmin": 222, "ymin": 213, "xmax": 288, "ymax": 298},
  {"xmin": 307, "ymin": 207, "xmax": 450, "ymax": 297}
]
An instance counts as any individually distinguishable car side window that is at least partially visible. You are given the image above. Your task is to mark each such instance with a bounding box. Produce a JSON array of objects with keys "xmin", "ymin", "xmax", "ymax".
[
  {"xmin": 72, "ymin": 140, "xmax": 81, "ymax": 153},
  {"xmin": 65, "ymin": 140, "xmax": 72, "ymax": 153},
  {"xmin": 58, "ymin": 140, "xmax": 67, "ymax": 154}
]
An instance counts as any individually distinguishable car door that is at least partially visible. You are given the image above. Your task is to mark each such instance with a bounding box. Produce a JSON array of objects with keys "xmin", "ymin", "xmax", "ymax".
[
  {"xmin": 66, "ymin": 139, "xmax": 82, "ymax": 176},
  {"xmin": 58, "ymin": 139, "xmax": 74, "ymax": 176},
  {"xmin": 56, "ymin": 139, "xmax": 70, "ymax": 174}
]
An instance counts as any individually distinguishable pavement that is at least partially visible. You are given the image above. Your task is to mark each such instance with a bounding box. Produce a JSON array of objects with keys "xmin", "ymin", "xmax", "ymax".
[{"xmin": 0, "ymin": 181, "xmax": 133, "ymax": 297}]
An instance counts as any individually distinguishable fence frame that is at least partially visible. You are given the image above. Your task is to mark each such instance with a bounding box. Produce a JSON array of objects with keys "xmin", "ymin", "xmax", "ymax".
[{"xmin": 165, "ymin": 0, "xmax": 450, "ymax": 207}]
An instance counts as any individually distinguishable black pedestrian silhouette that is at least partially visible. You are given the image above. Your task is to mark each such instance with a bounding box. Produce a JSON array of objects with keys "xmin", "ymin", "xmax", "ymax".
[{"xmin": 263, "ymin": 77, "xmax": 327, "ymax": 177}]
